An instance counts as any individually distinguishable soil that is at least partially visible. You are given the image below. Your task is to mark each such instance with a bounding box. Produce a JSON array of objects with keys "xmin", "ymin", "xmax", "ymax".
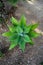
[{"xmin": 0, "ymin": 0, "xmax": 43, "ymax": 65}]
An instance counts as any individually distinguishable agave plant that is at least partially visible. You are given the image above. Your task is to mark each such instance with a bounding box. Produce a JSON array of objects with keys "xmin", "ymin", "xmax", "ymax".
[{"xmin": 2, "ymin": 16, "xmax": 39, "ymax": 51}]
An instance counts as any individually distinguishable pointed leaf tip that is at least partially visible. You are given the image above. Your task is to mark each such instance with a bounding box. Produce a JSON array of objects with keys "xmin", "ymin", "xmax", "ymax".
[
  {"xmin": 2, "ymin": 32, "xmax": 12, "ymax": 37},
  {"xmin": 31, "ymin": 23, "xmax": 39, "ymax": 30},
  {"xmin": 20, "ymin": 15, "xmax": 26, "ymax": 28},
  {"xmin": 10, "ymin": 17, "xmax": 18, "ymax": 25}
]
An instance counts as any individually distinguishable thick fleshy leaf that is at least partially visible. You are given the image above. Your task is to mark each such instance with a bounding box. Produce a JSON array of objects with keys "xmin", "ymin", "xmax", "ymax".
[
  {"xmin": 30, "ymin": 31, "xmax": 39, "ymax": 38},
  {"xmin": 24, "ymin": 24, "xmax": 32, "ymax": 33},
  {"xmin": 16, "ymin": 26, "xmax": 23, "ymax": 34},
  {"xmin": 9, "ymin": 35, "xmax": 19, "ymax": 50},
  {"xmin": 2, "ymin": 32, "xmax": 12, "ymax": 37},
  {"xmin": 9, "ymin": 33, "xmax": 18, "ymax": 41},
  {"xmin": 28, "ymin": 39, "xmax": 34, "ymax": 45},
  {"xmin": 9, "ymin": 40, "xmax": 18, "ymax": 50},
  {"xmin": 31, "ymin": 23, "xmax": 39, "ymax": 30},
  {"xmin": 8, "ymin": 25, "xmax": 16, "ymax": 33},
  {"xmin": 19, "ymin": 40, "xmax": 26, "ymax": 52},
  {"xmin": 10, "ymin": 17, "xmax": 18, "ymax": 25},
  {"xmin": 20, "ymin": 15, "xmax": 26, "ymax": 28},
  {"xmin": 24, "ymin": 35, "xmax": 31, "ymax": 43}
]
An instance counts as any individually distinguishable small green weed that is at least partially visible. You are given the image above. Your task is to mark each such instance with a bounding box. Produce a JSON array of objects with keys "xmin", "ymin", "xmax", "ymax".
[{"xmin": 2, "ymin": 15, "xmax": 39, "ymax": 51}]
